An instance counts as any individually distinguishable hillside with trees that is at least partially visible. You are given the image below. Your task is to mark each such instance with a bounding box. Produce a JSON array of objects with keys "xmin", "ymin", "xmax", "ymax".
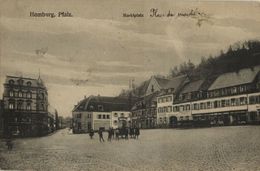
[
  {"xmin": 169, "ymin": 40, "xmax": 260, "ymax": 80},
  {"xmin": 119, "ymin": 40, "xmax": 260, "ymax": 97}
]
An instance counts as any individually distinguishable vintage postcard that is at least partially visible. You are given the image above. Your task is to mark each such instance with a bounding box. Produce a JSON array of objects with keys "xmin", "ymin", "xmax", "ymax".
[{"xmin": 0, "ymin": 0, "xmax": 260, "ymax": 171}]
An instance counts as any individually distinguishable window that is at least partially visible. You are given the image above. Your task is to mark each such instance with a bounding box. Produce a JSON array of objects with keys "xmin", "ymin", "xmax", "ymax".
[
  {"xmin": 221, "ymin": 100, "xmax": 226, "ymax": 107},
  {"xmin": 77, "ymin": 113, "xmax": 82, "ymax": 118},
  {"xmin": 9, "ymin": 79, "xmax": 14, "ymax": 85},
  {"xmin": 240, "ymin": 97, "xmax": 247, "ymax": 105},
  {"xmin": 17, "ymin": 101, "xmax": 23, "ymax": 110},
  {"xmin": 231, "ymin": 87, "xmax": 237, "ymax": 94},
  {"xmin": 26, "ymin": 92, "xmax": 32, "ymax": 98},
  {"xmin": 226, "ymin": 100, "xmax": 230, "ymax": 106},
  {"xmin": 98, "ymin": 105, "xmax": 103, "ymax": 111},
  {"xmin": 193, "ymin": 103, "xmax": 198, "ymax": 110},
  {"xmin": 231, "ymin": 98, "xmax": 236, "ymax": 106},
  {"xmin": 235, "ymin": 98, "xmax": 240, "ymax": 105},
  {"xmin": 9, "ymin": 102, "xmax": 15, "ymax": 109},
  {"xmin": 168, "ymin": 106, "xmax": 172, "ymax": 112},
  {"xmin": 114, "ymin": 120, "xmax": 118, "ymax": 124},
  {"xmin": 186, "ymin": 104, "xmax": 190, "ymax": 111},
  {"xmin": 151, "ymin": 85, "xmax": 154, "ymax": 92},
  {"xmin": 121, "ymin": 113, "xmax": 124, "ymax": 117},
  {"xmin": 98, "ymin": 114, "xmax": 101, "ymax": 119},
  {"xmin": 207, "ymin": 102, "xmax": 211, "ymax": 109},
  {"xmin": 41, "ymin": 103, "xmax": 45, "ymax": 110},
  {"xmin": 114, "ymin": 113, "xmax": 118, "ymax": 117},
  {"xmin": 169, "ymin": 96, "xmax": 172, "ymax": 101},
  {"xmin": 103, "ymin": 115, "xmax": 106, "ymax": 119},
  {"xmin": 26, "ymin": 103, "xmax": 31, "ymax": 111},
  {"xmin": 107, "ymin": 115, "xmax": 110, "ymax": 119},
  {"xmin": 249, "ymin": 96, "xmax": 255, "ymax": 104},
  {"xmin": 18, "ymin": 91, "xmax": 23, "ymax": 98},
  {"xmin": 27, "ymin": 81, "xmax": 32, "ymax": 86},
  {"xmin": 214, "ymin": 101, "xmax": 218, "ymax": 108},
  {"xmin": 179, "ymin": 105, "xmax": 184, "ymax": 111},
  {"xmin": 9, "ymin": 90, "xmax": 14, "ymax": 97},
  {"xmin": 200, "ymin": 103, "xmax": 204, "ymax": 110}
]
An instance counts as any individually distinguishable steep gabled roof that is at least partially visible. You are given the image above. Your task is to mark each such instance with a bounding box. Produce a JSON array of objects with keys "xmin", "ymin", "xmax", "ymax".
[
  {"xmin": 180, "ymin": 79, "xmax": 205, "ymax": 94},
  {"xmin": 154, "ymin": 77, "xmax": 171, "ymax": 88},
  {"xmin": 208, "ymin": 65, "xmax": 260, "ymax": 90},
  {"xmin": 163, "ymin": 75, "xmax": 188, "ymax": 89}
]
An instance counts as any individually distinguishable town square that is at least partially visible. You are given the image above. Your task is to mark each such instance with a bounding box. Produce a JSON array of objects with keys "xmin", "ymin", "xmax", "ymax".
[
  {"xmin": 1, "ymin": 1, "xmax": 260, "ymax": 171},
  {"xmin": 1, "ymin": 126, "xmax": 260, "ymax": 171}
]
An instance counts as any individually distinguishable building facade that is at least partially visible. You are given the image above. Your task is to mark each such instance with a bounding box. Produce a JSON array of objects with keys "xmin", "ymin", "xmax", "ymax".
[
  {"xmin": 158, "ymin": 66, "xmax": 260, "ymax": 127},
  {"xmin": 0, "ymin": 100, "xmax": 4, "ymax": 137},
  {"xmin": 72, "ymin": 96, "xmax": 134, "ymax": 133},
  {"xmin": 2, "ymin": 75, "xmax": 50, "ymax": 137}
]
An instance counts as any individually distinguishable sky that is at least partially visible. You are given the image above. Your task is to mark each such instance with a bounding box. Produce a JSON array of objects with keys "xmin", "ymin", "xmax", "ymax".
[{"xmin": 1, "ymin": 0, "xmax": 260, "ymax": 117}]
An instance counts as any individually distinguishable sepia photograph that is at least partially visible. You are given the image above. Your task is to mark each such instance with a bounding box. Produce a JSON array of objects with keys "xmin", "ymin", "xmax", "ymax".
[{"xmin": 0, "ymin": 0, "xmax": 260, "ymax": 170}]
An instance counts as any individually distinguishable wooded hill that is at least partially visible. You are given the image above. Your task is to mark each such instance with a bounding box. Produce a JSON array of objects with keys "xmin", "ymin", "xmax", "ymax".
[{"xmin": 119, "ymin": 40, "xmax": 260, "ymax": 97}]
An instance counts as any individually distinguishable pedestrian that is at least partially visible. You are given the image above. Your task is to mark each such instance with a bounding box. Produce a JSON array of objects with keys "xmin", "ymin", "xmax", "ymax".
[
  {"xmin": 135, "ymin": 127, "xmax": 140, "ymax": 139},
  {"xmin": 89, "ymin": 129, "xmax": 94, "ymax": 139},
  {"xmin": 129, "ymin": 127, "xmax": 134, "ymax": 138},
  {"xmin": 111, "ymin": 128, "xmax": 115, "ymax": 139},
  {"xmin": 115, "ymin": 128, "xmax": 119, "ymax": 140},
  {"xmin": 125, "ymin": 128, "xmax": 129, "ymax": 140},
  {"xmin": 107, "ymin": 128, "xmax": 112, "ymax": 142},
  {"xmin": 98, "ymin": 128, "xmax": 105, "ymax": 142},
  {"xmin": 6, "ymin": 134, "xmax": 13, "ymax": 150}
]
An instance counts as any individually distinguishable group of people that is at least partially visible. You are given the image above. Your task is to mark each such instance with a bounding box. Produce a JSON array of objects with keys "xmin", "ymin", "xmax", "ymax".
[{"xmin": 89, "ymin": 127, "xmax": 140, "ymax": 142}]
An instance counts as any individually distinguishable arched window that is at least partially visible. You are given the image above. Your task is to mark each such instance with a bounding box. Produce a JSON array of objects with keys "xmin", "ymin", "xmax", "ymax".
[
  {"xmin": 41, "ymin": 103, "xmax": 45, "ymax": 110},
  {"xmin": 26, "ymin": 102, "xmax": 31, "ymax": 111},
  {"xmin": 9, "ymin": 90, "xmax": 14, "ymax": 97},
  {"xmin": 17, "ymin": 101, "xmax": 23, "ymax": 110},
  {"xmin": 18, "ymin": 91, "xmax": 23, "ymax": 98},
  {"xmin": 9, "ymin": 101, "xmax": 15, "ymax": 109},
  {"xmin": 27, "ymin": 81, "xmax": 32, "ymax": 86},
  {"xmin": 9, "ymin": 79, "xmax": 14, "ymax": 85},
  {"xmin": 26, "ymin": 91, "xmax": 32, "ymax": 98}
]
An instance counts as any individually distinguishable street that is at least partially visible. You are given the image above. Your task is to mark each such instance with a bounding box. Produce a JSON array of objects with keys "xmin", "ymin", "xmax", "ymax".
[{"xmin": 1, "ymin": 126, "xmax": 260, "ymax": 171}]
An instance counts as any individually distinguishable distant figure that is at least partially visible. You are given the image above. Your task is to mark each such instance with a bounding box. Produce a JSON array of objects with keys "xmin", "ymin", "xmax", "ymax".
[
  {"xmin": 107, "ymin": 128, "xmax": 112, "ymax": 142},
  {"xmin": 6, "ymin": 135, "xmax": 13, "ymax": 150},
  {"xmin": 129, "ymin": 127, "xmax": 134, "ymax": 138},
  {"xmin": 111, "ymin": 128, "xmax": 115, "ymax": 139},
  {"xmin": 125, "ymin": 128, "xmax": 129, "ymax": 140},
  {"xmin": 115, "ymin": 128, "xmax": 120, "ymax": 140},
  {"xmin": 135, "ymin": 127, "xmax": 140, "ymax": 139},
  {"xmin": 98, "ymin": 128, "xmax": 105, "ymax": 142},
  {"xmin": 89, "ymin": 129, "xmax": 94, "ymax": 139}
]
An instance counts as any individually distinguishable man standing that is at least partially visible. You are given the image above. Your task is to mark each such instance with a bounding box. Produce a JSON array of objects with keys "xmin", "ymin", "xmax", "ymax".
[{"xmin": 98, "ymin": 128, "xmax": 105, "ymax": 142}]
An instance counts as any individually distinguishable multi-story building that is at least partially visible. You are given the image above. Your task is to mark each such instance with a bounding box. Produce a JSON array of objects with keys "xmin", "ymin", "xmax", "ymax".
[
  {"xmin": 131, "ymin": 92, "xmax": 158, "ymax": 128},
  {"xmin": 163, "ymin": 66, "xmax": 260, "ymax": 126},
  {"xmin": 156, "ymin": 75, "xmax": 189, "ymax": 127},
  {"xmin": 2, "ymin": 75, "xmax": 49, "ymax": 137},
  {"xmin": 72, "ymin": 95, "xmax": 134, "ymax": 133},
  {"xmin": 0, "ymin": 100, "xmax": 4, "ymax": 137},
  {"xmin": 132, "ymin": 75, "xmax": 189, "ymax": 128}
]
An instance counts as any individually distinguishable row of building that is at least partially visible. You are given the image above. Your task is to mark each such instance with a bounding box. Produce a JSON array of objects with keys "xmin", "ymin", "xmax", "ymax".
[
  {"xmin": 0, "ymin": 75, "xmax": 64, "ymax": 138},
  {"xmin": 72, "ymin": 65, "xmax": 260, "ymax": 133}
]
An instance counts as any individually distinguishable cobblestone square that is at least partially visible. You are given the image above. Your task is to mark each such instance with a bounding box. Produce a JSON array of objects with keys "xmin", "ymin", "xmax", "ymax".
[{"xmin": 1, "ymin": 126, "xmax": 260, "ymax": 171}]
